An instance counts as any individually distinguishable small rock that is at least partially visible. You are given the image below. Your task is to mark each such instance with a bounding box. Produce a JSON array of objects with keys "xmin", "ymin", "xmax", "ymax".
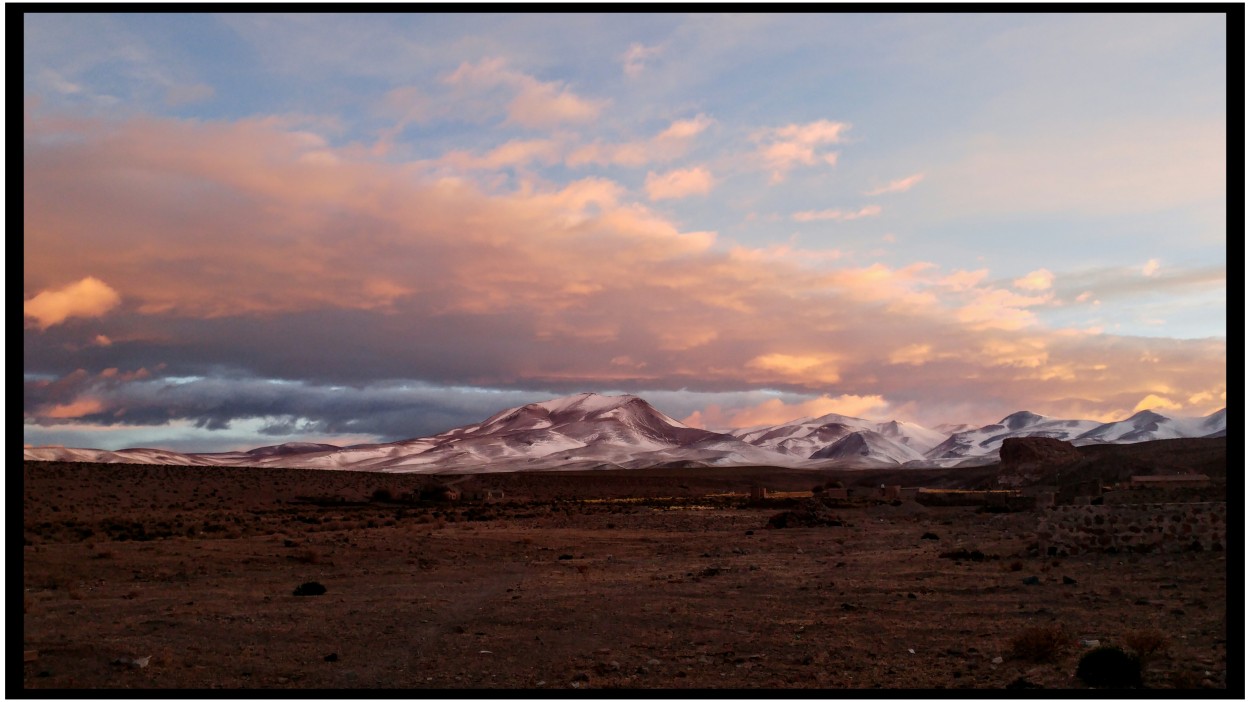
[
  {"xmin": 647, "ymin": 659, "xmax": 661, "ymax": 666},
  {"xmin": 1062, "ymin": 576, "xmax": 1078, "ymax": 585},
  {"xmin": 907, "ymin": 592, "xmax": 917, "ymax": 599},
  {"xmin": 698, "ymin": 655, "xmax": 713, "ymax": 664},
  {"xmin": 1006, "ymin": 676, "xmax": 1043, "ymax": 689},
  {"xmin": 745, "ymin": 530, "xmax": 754, "ymax": 536},
  {"xmin": 921, "ymin": 532, "xmax": 940, "ymax": 540},
  {"xmin": 1080, "ymin": 639, "xmax": 1100, "ymax": 648},
  {"xmin": 323, "ymin": 653, "xmax": 339, "ymax": 662},
  {"xmin": 571, "ymin": 672, "xmax": 590, "ymax": 682},
  {"xmin": 908, "ymin": 649, "xmax": 915, "ymax": 654},
  {"xmin": 1022, "ymin": 576, "xmax": 1041, "ymax": 586},
  {"xmin": 558, "ymin": 554, "xmax": 574, "ymax": 560},
  {"xmin": 992, "ymin": 656, "xmax": 1003, "ymax": 664}
]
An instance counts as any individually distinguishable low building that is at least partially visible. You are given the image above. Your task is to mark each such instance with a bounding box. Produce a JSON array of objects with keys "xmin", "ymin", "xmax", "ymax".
[{"xmin": 1130, "ymin": 474, "xmax": 1210, "ymax": 489}]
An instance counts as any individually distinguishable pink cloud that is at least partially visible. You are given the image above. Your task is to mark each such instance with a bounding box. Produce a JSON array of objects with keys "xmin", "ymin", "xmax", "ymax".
[
  {"xmin": 443, "ymin": 58, "xmax": 606, "ymax": 128},
  {"xmin": 864, "ymin": 173, "xmax": 925, "ymax": 196},
  {"xmin": 622, "ymin": 42, "xmax": 663, "ymax": 78},
  {"xmin": 755, "ymin": 119, "xmax": 849, "ymax": 183},
  {"xmin": 792, "ymin": 205, "xmax": 882, "ymax": 222},
  {"xmin": 22, "ymin": 110, "xmax": 1227, "ymax": 426},
  {"xmin": 567, "ymin": 115, "xmax": 713, "ymax": 168},
  {"xmin": 645, "ymin": 166, "xmax": 715, "ymax": 200}
]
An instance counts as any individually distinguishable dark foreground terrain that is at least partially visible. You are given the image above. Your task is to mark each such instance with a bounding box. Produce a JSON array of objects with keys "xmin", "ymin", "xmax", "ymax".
[{"xmin": 22, "ymin": 460, "xmax": 1228, "ymax": 691}]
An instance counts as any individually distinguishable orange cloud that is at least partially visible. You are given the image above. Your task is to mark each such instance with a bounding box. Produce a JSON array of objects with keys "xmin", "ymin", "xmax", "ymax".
[
  {"xmin": 746, "ymin": 353, "xmax": 841, "ymax": 385},
  {"xmin": 1133, "ymin": 393, "xmax": 1182, "ymax": 412},
  {"xmin": 24, "ymin": 277, "xmax": 121, "ymax": 330},
  {"xmin": 43, "ymin": 398, "xmax": 106, "ymax": 418},
  {"xmin": 645, "ymin": 166, "xmax": 715, "ymax": 200},
  {"xmin": 686, "ymin": 394, "xmax": 889, "ymax": 430}
]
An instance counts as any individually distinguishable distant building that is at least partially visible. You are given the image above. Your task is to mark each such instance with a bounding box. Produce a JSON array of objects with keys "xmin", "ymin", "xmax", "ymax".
[
  {"xmin": 750, "ymin": 485, "xmax": 768, "ymax": 500},
  {"xmin": 1130, "ymin": 474, "xmax": 1210, "ymax": 488}
]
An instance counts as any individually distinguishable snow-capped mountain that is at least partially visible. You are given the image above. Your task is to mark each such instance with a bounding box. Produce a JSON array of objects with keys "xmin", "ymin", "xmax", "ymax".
[
  {"xmin": 22, "ymin": 393, "xmax": 1227, "ymax": 473},
  {"xmin": 924, "ymin": 411, "xmax": 1103, "ymax": 463},
  {"xmin": 809, "ymin": 430, "xmax": 927, "ymax": 465},
  {"xmin": 734, "ymin": 413, "xmax": 946, "ymax": 459},
  {"xmin": 1074, "ymin": 408, "xmax": 1226, "ymax": 444}
]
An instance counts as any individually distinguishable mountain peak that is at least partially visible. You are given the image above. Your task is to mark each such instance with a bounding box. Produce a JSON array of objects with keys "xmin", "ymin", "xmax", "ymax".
[
  {"xmin": 1127, "ymin": 409, "xmax": 1169, "ymax": 423},
  {"xmin": 999, "ymin": 410, "xmax": 1046, "ymax": 430},
  {"xmin": 529, "ymin": 392, "xmax": 638, "ymax": 415}
]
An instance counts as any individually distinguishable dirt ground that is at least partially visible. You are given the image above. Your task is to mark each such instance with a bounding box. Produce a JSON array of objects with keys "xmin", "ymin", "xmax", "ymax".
[{"xmin": 21, "ymin": 461, "xmax": 1229, "ymax": 691}]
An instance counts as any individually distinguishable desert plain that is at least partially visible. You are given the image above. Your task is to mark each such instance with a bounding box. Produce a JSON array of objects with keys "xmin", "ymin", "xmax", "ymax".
[{"xmin": 21, "ymin": 458, "xmax": 1229, "ymax": 691}]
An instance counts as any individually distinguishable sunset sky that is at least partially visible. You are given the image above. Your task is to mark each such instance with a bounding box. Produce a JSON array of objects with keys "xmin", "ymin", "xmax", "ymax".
[{"xmin": 24, "ymin": 13, "xmax": 1228, "ymax": 453}]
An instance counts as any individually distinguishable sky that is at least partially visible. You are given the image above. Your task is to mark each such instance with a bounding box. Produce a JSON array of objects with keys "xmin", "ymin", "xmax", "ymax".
[{"xmin": 23, "ymin": 12, "xmax": 1229, "ymax": 453}]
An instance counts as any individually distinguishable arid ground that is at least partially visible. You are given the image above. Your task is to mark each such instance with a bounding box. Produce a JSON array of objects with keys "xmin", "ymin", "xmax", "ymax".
[{"xmin": 22, "ymin": 461, "xmax": 1228, "ymax": 691}]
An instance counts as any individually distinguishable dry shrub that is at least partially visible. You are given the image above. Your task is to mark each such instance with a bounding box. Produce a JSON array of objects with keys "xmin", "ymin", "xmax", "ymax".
[
  {"xmin": 1009, "ymin": 624, "xmax": 1070, "ymax": 662},
  {"xmin": 1123, "ymin": 628, "xmax": 1169, "ymax": 661},
  {"xmin": 1168, "ymin": 669, "xmax": 1203, "ymax": 689}
]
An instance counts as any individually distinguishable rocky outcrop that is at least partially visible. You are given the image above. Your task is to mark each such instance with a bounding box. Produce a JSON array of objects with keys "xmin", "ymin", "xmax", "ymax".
[{"xmin": 998, "ymin": 437, "xmax": 1081, "ymax": 485}]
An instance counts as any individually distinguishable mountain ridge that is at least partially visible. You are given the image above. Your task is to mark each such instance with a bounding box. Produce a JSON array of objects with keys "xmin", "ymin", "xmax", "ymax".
[{"xmin": 24, "ymin": 393, "xmax": 1227, "ymax": 473}]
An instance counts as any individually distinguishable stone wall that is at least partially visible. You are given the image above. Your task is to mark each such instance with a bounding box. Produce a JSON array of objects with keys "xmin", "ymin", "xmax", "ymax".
[
  {"xmin": 1102, "ymin": 485, "xmax": 1225, "ymax": 505},
  {"xmin": 1036, "ymin": 502, "xmax": 1225, "ymax": 556}
]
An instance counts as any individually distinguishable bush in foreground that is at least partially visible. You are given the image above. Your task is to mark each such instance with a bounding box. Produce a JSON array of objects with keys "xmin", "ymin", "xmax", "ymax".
[
  {"xmin": 1076, "ymin": 645, "xmax": 1142, "ymax": 688},
  {"xmin": 1009, "ymin": 624, "xmax": 1069, "ymax": 663}
]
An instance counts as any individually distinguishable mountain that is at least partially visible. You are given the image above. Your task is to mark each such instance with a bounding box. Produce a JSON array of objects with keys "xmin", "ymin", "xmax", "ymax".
[
  {"xmin": 809, "ymin": 430, "xmax": 927, "ymax": 466},
  {"xmin": 1074, "ymin": 408, "xmax": 1226, "ymax": 444},
  {"xmin": 734, "ymin": 413, "xmax": 946, "ymax": 459},
  {"xmin": 22, "ymin": 393, "xmax": 1227, "ymax": 474},
  {"xmin": 924, "ymin": 412, "xmax": 1104, "ymax": 464}
]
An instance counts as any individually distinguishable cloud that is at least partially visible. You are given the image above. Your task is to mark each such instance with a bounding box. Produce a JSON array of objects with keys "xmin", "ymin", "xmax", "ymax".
[
  {"xmin": 433, "ymin": 138, "xmax": 564, "ymax": 171},
  {"xmin": 684, "ymin": 394, "xmax": 889, "ymax": 430},
  {"xmin": 444, "ymin": 57, "xmax": 606, "ymax": 128},
  {"xmin": 645, "ymin": 166, "xmax": 715, "ymax": 200},
  {"xmin": 22, "ymin": 110, "xmax": 1228, "ymax": 443},
  {"xmin": 1142, "ymin": 258, "xmax": 1161, "ymax": 276},
  {"xmin": 888, "ymin": 344, "xmax": 935, "ymax": 366},
  {"xmin": 1132, "ymin": 393, "xmax": 1182, "ymax": 413},
  {"xmin": 24, "ymin": 277, "xmax": 122, "ymax": 330},
  {"xmin": 864, "ymin": 173, "xmax": 925, "ymax": 196},
  {"xmin": 567, "ymin": 115, "xmax": 713, "ymax": 168},
  {"xmin": 1013, "ymin": 268, "xmax": 1055, "ymax": 291},
  {"xmin": 792, "ymin": 205, "xmax": 882, "ymax": 222},
  {"xmin": 754, "ymin": 119, "xmax": 849, "ymax": 183},
  {"xmin": 746, "ymin": 353, "xmax": 841, "ymax": 385},
  {"xmin": 622, "ymin": 42, "xmax": 663, "ymax": 78}
]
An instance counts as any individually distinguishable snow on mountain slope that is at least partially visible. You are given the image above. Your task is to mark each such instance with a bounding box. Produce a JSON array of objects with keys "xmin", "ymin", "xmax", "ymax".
[
  {"xmin": 809, "ymin": 430, "xmax": 927, "ymax": 465},
  {"xmin": 1073, "ymin": 408, "xmax": 1226, "ymax": 445},
  {"xmin": 924, "ymin": 412, "xmax": 1102, "ymax": 461},
  {"xmin": 735, "ymin": 412, "xmax": 947, "ymax": 459},
  {"xmin": 23, "ymin": 395, "xmax": 1227, "ymax": 474}
]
